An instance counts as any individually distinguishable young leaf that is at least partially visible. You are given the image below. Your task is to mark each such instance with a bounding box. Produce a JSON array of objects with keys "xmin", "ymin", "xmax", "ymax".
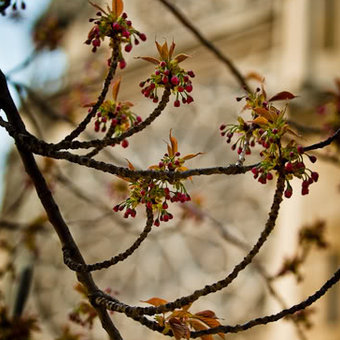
[
  {"xmin": 155, "ymin": 41, "xmax": 164, "ymax": 59},
  {"xmin": 161, "ymin": 41, "xmax": 169, "ymax": 60},
  {"xmin": 148, "ymin": 165, "xmax": 160, "ymax": 170},
  {"xmin": 136, "ymin": 56, "xmax": 160, "ymax": 65},
  {"xmin": 125, "ymin": 159, "xmax": 135, "ymax": 171},
  {"xmin": 174, "ymin": 54, "xmax": 190, "ymax": 64},
  {"xmin": 169, "ymin": 41, "xmax": 176, "ymax": 58},
  {"xmin": 168, "ymin": 318, "xmax": 190, "ymax": 340},
  {"xmin": 167, "ymin": 143, "xmax": 173, "ymax": 157},
  {"xmin": 253, "ymin": 107, "xmax": 275, "ymax": 122},
  {"xmin": 251, "ymin": 116, "xmax": 269, "ymax": 126},
  {"xmin": 269, "ymin": 91, "xmax": 297, "ymax": 102},
  {"xmin": 182, "ymin": 152, "xmax": 203, "ymax": 161},
  {"xmin": 112, "ymin": 77, "xmax": 121, "ymax": 101},
  {"xmin": 194, "ymin": 310, "xmax": 217, "ymax": 319},
  {"xmin": 245, "ymin": 71, "xmax": 264, "ymax": 83},
  {"xmin": 194, "ymin": 315, "xmax": 225, "ymax": 340},
  {"xmin": 189, "ymin": 319, "xmax": 213, "ymax": 340},
  {"xmin": 112, "ymin": 0, "xmax": 124, "ymax": 18},
  {"xmin": 141, "ymin": 297, "xmax": 168, "ymax": 306},
  {"xmin": 169, "ymin": 130, "xmax": 178, "ymax": 155}
]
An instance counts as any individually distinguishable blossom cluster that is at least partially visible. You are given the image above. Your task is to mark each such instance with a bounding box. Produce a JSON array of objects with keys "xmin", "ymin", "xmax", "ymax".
[
  {"xmin": 86, "ymin": 78, "xmax": 142, "ymax": 148},
  {"xmin": 113, "ymin": 132, "xmax": 201, "ymax": 225},
  {"xmin": 94, "ymin": 101, "xmax": 142, "ymax": 148},
  {"xmin": 85, "ymin": 1, "xmax": 146, "ymax": 68},
  {"xmin": 138, "ymin": 41, "xmax": 194, "ymax": 107},
  {"xmin": 220, "ymin": 86, "xmax": 319, "ymax": 198}
]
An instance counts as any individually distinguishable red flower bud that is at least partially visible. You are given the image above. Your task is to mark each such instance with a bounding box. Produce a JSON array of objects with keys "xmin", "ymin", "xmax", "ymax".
[
  {"xmin": 174, "ymin": 100, "xmax": 180, "ymax": 107},
  {"xmin": 139, "ymin": 33, "xmax": 147, "ymax": 41},
  {"xmin": 171, "ymin": 76, "xmax": 179, "ymax": 85},
  {"xmin": 124, "ymin": 44, "xmax": 132, "ymax": 52},
  {"xmin": 311, "ymin": 172, "xmax": 319, "ymax": 182},
  {"xmin": 121, "ymin": 139, "xmax": 129, "ymax": 148},
  {"xmin": 309, "ymin": 155, "xmax": 317, "ymax": 163},
  {"xmin": 284, "ymin": 188, "xmax": 293, "ymax": 198},
  {"xmin": 119, "ymin": 59, "xmax": 126, "ymax": 69}
]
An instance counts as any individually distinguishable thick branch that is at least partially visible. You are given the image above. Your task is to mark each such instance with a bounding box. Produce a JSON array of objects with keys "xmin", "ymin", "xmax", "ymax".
[{"xmin": 0, "ymin": 69, "xmax": 123, "ymax": 340}]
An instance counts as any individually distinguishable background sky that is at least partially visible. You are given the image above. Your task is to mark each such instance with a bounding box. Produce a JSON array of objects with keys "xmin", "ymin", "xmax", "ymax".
[{"xmin": 0, "ymin": 0, "xmax": 66, "ymax": 201}]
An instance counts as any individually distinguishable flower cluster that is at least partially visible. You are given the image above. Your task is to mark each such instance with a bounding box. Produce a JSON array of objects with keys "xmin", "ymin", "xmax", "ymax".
[
  {"xmin": 142, "ymin": 297, "xmax": 224, "ymax": 340},
  {"xmin": 86, "ymin": 78, "xmax": 142, "ymax": 148},
  {"xmin": 138, "ymin": 41, "xmax": 194, "ymax": 107},
  {"xmin": 113, "ymin": 131, "xmax": 201, "ymax": 226},
  {"xmin": 85, "ymin": 0, "xmax": 146, "ymax": 68},
  {"xmin": 220, "ymin": 85, "xmax": 319, "ymax": 198}
]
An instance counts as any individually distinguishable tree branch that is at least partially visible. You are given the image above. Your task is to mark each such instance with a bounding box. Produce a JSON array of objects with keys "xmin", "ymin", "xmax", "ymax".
[
  {"xmin": 158, "ymin": 0, "xmax": 250, "ymax": 91},
  {"xmin": 63, "ymin": 207, "xmax": 154, "ymax": 272},
  {"xmin": 0, "ymin": 68, "xmax": 123, "ymax": 340}
]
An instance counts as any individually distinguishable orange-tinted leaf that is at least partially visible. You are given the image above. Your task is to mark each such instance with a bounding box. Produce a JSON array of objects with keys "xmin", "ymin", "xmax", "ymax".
[
  {"xmin": 195, "ymin": 310, "xmax": 217, "ymax": 319},
  {"xmin": 125, "ymin": 159, "xmax": 135, "ymax": 170},
  {"xmin": 182, "ymin": 152, "xmax": 203, "ymax": 161},
  {"xmin": 174, "ymin": 54, "xmax": 190, "ymax": 63},
  {"xmin": 169, "ymin": 41, "xmax": 176, "ymax": 58},
  {"xmin": 112, "ymin": 77, "xmax": 121, "ymax": 101},
  {"xmin": 251, "ymin": 116, "xmax": 269, "ymax": 126},
  {"xmin": 141, "ymin": 297, "xmax": 168, "ymax": 307},
  {"xmin": 155, "ymin": 41, "xmax": 163, "ymax": 57},
  {"xmin": 161, "ymin": 41, "xmax": 169, "ymax": 60},
  {"xmin": 89, "ymin": 1, "xmax": 108, "ymax": 15},
  {"xmin": 189, "ymin": 319, "xmax": 213, "ymax": 340},
  {"xmin": 171, "ymin": 309, "xmax": 191, "ymax": 319},
  {"xmin": 177, "ymin": 166, "xmax": 188, "ymax": 172},
  {"xmin": 148, "ymin": 165, "xmax": 160, "ymax": 170},
  {"xmin": 167, "ymin": 143, "xmax": 173, "ymax": 157},
  {"xmin": 269, "ymin": 91, "xmax": 297, "ymax": 102},
  {"xmin": 168, "ymin": 318, "xmax": 190, "ymax": 340},
  {"xmin": 136, "ymin": 56, "xmax": 160, "ymax": 65},
  {"xmin": 196, "ymin": 316, "xmax": 224, "ymax": 340},
  {"xmin": 254, "ymin": 107, "xmax": 275, "ymax": 121},
  {"xmin": 112, "ymin": 0, "xmax": 124, "ymax": 18},
  {"xmin": 122, "ymin": 101, "xmax": 134, "ymax": 107},
  {"xmin": 169, "ymin": 130, "xmax": 178, "ymax": 154},
  {"xmin": 83, "ymin": 102, "xmax": 96, "ymax": 108},
  {"xmin": 74, "ymin": 283, "xmax": 88, "ymax": 297},
  {"xmin": 245, "ymin": 71, "xmax": 264, "ymax": 83}
]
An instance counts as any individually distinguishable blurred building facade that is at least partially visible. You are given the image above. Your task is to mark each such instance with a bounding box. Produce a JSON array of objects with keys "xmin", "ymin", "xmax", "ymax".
[{"xmin": 1, "ymin": 0, "xmax": 340, "ymax": 340}]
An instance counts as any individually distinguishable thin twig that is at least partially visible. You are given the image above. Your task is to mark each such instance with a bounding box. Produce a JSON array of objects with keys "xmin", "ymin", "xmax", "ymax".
[
  {"xmin": 158, "ymin": 0, "xmax": 250, "ymax": 91},
  {"xmin": 94, "ymin": 172, "xmax": 285, "ymax": 316},
  {"xmin": 63, "ymin": 207, "xmax": 154, "ymax": 272},
  {"xmin": 56, "ymin": 42, "xmax": 119, "ymax": 144}
]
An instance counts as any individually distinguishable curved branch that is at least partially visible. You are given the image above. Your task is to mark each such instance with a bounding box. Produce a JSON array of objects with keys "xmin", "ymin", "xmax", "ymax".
[
  {"xmin": 63, "ymin": 207, "xmax": 154, "ymax": 272},
  {"xmin": 0, "ymin": 116, "xmax": 256, "ymax": 180},
  {"xmin": 0, "ymin": 69, "xmax": 123, "ymax": 340},
  {"xmin": 56, "ymin": 42, "xmax": 119, "ymax": 144},
  {"xmin": 191, "ymin": 266, "xmax": 340, "ymax": 337},
  {"xmin": 93, "ymin": 172, "xmax": 285, "ymax": 316},
  {"xmin": 303, "ymin": 128, "xmax": 340, "ymax": 152}
]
